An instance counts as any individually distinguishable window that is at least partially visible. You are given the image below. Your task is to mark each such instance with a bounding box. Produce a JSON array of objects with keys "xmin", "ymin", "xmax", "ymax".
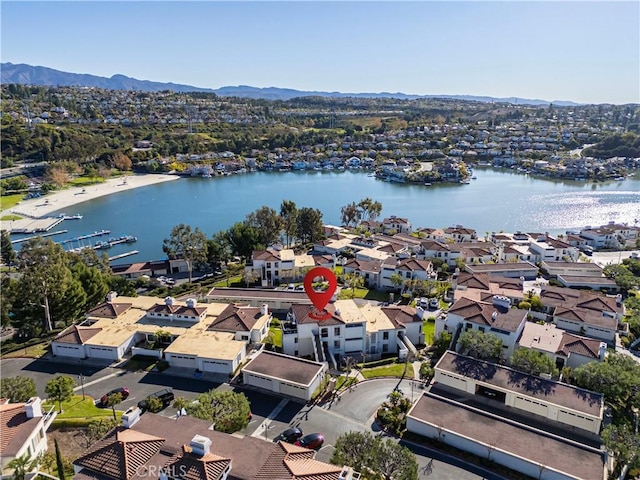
[
  {"xmin": 382, "ymin": 344, "xmax": 388, "ymax": 353},
  {"xmin": 267, "ymin": 262, "xmax": 271, "ymax": 268},
  {"xmin": 294, "ymin": 350, "xmax": 299, "ymax": 356},
  {"xmin": 479, "ymin": 326, "xmax": 485, "ymax": 333},
  {"xmin": 321, "ymin": 328, "xmax": 328, "ymax": 338},
  {"xmin": 334, "ymin": 340, "xmax": 340, "ymax": 348},
  {"xmin": 334, "ymin": 327, "xmax": 341, "ymax": 336},
  {"xmin": 383, "ymin": 332, "xmax": 389, "ymax": 340},
  {"xmin": 294, "ymin": 338, "xmax": 298, "ymax": 343}
]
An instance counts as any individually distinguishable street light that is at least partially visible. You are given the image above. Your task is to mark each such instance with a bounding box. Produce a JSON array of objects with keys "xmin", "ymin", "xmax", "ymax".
[{"xmin": 78, "ymin": 374, "xmax": 86, "ymax": 400}]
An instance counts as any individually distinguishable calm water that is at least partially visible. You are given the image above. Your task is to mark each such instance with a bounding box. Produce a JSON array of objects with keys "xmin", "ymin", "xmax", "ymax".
[{"xmin": 25, "ymin": 169, "xmax": 640, "ymax": 264}]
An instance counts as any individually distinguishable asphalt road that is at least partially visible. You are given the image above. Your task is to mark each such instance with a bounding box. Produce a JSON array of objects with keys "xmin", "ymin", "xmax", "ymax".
[{"xmin": 2, "ymin": 357, "xmax": 493, "ymax": 479}]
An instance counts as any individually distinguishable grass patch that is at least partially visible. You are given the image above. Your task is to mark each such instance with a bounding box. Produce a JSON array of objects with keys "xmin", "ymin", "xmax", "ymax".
[
  {"xmin": 338, "ymin": 286, "xmax": 368, "ymax": 300},
  {"xmin": 67, "ymin": 176, "xmax": 105, "ymax": 187},
  {"xmin": 213, "ymin": 275, "xmax": 243, "ymax": 287},
  {"xmin": 0, "ymin": 193, "xmax": 24, "ymax": 212},
  {"xmin": 123, "ymin": 355, "xmax": 159, "ymax": 372},
  {"xmin": 360, "ymin": 363, "xmax": 407, "ymax": 379},
  {"xmin": 423, "ymin": 319, "xmax": 436, "ymax": 345},
  {"xmin": 268, "ymin": 325, "xmax": 283, "ymax": 348},
  {"xmin": 1, "ymin": 214, "xmax": 22, "ymax": 221},
  {"xmin": 1, "ymin": 342, "xmax": 49, "ymax": 359},
  {"xmin": 44, "ymin": 395, "xmax": 122, "ymax": 426}
]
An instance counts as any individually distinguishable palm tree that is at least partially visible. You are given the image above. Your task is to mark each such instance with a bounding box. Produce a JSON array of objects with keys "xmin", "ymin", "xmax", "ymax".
[
  {"xmin": 7, "ymin": 453, "xmax": 33, "ymax": 480},
  {"xmin": 390, "ymin": 273, "xmax": 404, "ymax": 292}
]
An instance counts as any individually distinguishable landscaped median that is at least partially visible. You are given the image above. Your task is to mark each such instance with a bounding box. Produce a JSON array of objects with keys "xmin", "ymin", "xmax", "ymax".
[{"xmin": 44, "ymin": 395, "xmax": 123, "ymax": 428}]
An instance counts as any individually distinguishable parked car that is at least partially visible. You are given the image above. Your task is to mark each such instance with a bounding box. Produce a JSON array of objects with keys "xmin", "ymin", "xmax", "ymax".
[
  {"xmin": 429, "ymin": 298, "xmax": 439, "ymax": 310},
  {"xmin": 137, "ymin": 388, "xmax": 174, "ymax": 413},
  {"xmin": 294, "ymin": 433, "xmax": 324, "ymax": 450},
  {"xmin": 100, "ymin": 387, "xmax": 130, "ymax": 406},
  {"xmin": 418, "ymin": 298, "xmax": 429, "ymax": 308},
  {"xmin": 274, "ymin": 427, "xmax": 303, "ymax": 444}
]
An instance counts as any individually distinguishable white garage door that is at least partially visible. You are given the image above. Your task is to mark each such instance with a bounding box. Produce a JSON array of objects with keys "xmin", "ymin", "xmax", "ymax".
[
  {"xmin": 201, "ymin": 359, "xmax": 230, "ymax": 374},
  {"xmin": 88, "ymin": 346, "xmax": 117, "ymax": 360},
  {"xmin": 54, "ymin": 343, "xmax": 84, "ymax": 358},
  {"xmin": 168, "ymin": 354, "xmax": 197, "ymax": 369},
  {"xmin": 514, "ymin": 396, "xmax": 549, "ymax": 417},
  {"xmin": 246, "ymin": 374, "xmax": 274, "ymax": 391},
  {"xmin": 280, "ymin": 383, "xmax": 307, "ymax": 400}
]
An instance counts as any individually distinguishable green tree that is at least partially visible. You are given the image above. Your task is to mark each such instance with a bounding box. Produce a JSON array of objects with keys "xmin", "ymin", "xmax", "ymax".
[
  {"xmin": 1, "ymin": 229, "xmax": 17, "ymax": 267},
  {"xmin": 419, "ymin": 362, "xmax": 434, "ymax": 380},
  {"xmin": 69, "ymin": 262, "xmax": 110, "ymax": 311},
  {"xmin": 145, "ymin": 396, "xmax": 163, "ymax": 413},
  {"xmin": 243, "ymin": 268, "xmax": 260, "ymax": 287},
  {"xmin": 603, "ymin": 264, "xmax": 640, "ymax": 292},
  {"xmin": 297, "ymin": 207, "xmax": 324, "ymax": 244},
  {"xmin": 105, "ymin": 392, "xmax": 123, "ymax": 420},
  {"xmin": 186, "ymin": 390, "xmax": 251, "ymax": 434},
  {"xmin": 227, "ymin": 222, "xmax": 262, "ymax": 260},
  {"xmin": 55, "ymin": 439, "xmax": 65, "ymax": 480},
  {"xmin": 340, "ymin": 202, "xmax": 361, "ymax": 228},
  {"xmin": 330, "ymin": 431, "xmax": 418, "ymax": 480},
  {"xmin": 357, "ymin": 197, "xmax": 383, "ymax": 221},
  {"xmin": 459, "ymin": 330, "xmax": 503, "ymax": 360},
  {"xmin": 572, "ymin": 353, "xmax": 640, "ymax": 408},
  {"xmin": 162, "ymin": 223, "xmax": 208, "ymax": 283},
  {"xmin": 207, "ymin": 231, "xmax": 232, "ymax": 267},
  {"xmin": 280, "ymin": 199, "xmax": 298, "ymax": 247},
  {"xmin": 0, "ymin": 376, "xmax": 37, "ymax": 403},
  {"xmin": 246, "ymin": 205, "xmax": 283, "ymax": 247},
  {"xmin": 510, "ymin": 348, "xmax": 558, "ymax": 377},
  {"xmin": 343, "ymin": 272, "xmax": 364, "ymax": 298},
  {"xmin": 45, "ymin": 375, "xmax": 76, "ymax": 413},
  {"xmin": 390, "ymin": 273, "xmax": 404, "ymax": 292},
  {"xmin": 6, "ymin": 452, "xmax": 33, "ymax": 480},
  {"xmin": 602, "ymin": 423, "xmax": 640, "ymax": 472}
]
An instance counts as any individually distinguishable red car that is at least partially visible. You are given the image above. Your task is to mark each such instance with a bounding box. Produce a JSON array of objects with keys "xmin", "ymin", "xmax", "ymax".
[
  {"xmin": 100, "ymin": 387, "xmax": 130, "ymax": 406},
  {"xmin": 294, "ymin": 433, "xmax": 324, "ymax": 450}
]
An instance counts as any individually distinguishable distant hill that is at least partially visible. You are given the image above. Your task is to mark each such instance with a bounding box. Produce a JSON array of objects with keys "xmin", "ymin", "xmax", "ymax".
[{"xmin": 1, "ymin": 62, "xmax": 581, "ymax": 106}]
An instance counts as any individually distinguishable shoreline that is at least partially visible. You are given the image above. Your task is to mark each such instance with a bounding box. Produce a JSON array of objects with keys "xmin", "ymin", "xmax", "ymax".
[{"xmin": 3, "ymin": 173, "xmax": 179, "ymax": 222}]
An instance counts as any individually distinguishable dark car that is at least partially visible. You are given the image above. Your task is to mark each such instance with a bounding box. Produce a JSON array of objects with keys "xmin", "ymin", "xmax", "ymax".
[
  {"xmin": 294, "ymin": 433, "xmax": 324, "ymax": 450},
  {"xmin": 137, "ymin": 388, "xmax": 174, "ymax": 413},
  {"xmin": 274, "ymin": 427, "xmax": 303, "ymax": 444},
  {"xmin": 100, "ymin": 387, "xmax": 130, "ymax": 406}
]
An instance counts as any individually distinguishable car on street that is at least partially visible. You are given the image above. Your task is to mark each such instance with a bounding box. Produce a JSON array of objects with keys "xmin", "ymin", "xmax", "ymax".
[
  {"xmin": 137, "ymin": 388, "xmax": 175, "ymax": 413},
  {"xmin": 294, "ymin": 433, "xmax": 324, "ymax": 450},
  {"xmin": 273, "ymin": 427, "xmax": 303, "ymax": 443},
  {"xmin": 100, "ymin": 387, "xmax": 130, "ymax": 406}
]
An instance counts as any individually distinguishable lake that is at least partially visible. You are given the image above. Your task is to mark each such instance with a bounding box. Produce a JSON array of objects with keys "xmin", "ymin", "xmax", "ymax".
[{"xmin": 27, "ymin": 169, "xmax": 640, "ymax": 264}]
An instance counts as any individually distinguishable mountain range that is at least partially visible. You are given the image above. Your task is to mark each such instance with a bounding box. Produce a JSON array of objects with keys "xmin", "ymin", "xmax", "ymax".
[{"xmin": 1, "ymin": 62, "xmax": 581, "ymax": 106}]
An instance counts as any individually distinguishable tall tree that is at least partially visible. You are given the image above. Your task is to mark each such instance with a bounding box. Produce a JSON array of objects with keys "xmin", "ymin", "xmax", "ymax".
[
  {"xmin": 340, "ymin": 202, "xmax": 361, "ymax": 228},
  {"xmin": 6, "ymin": 453, "xmax": 33, "ymax": 480},
  {"xmin": 246, "ymin": 206, "xmax": 283, "ymax": 247},
  {"xmin": 342, "ymin": 272, "xmax": 364, "ymax": 298},
  {"xmin": 207, "ymin": 231, "xmax": 232, "ymax": 268},
  {"xmin": 602, "ymin": 423, "xmax": 640, "ymax": 472},
  {"xmin": 105, "ymin": 392, "xmax": 123, "ymax": 421},
  {"xmin": 459, "ymin": 330, "xmax": 503, "ymax": 360},
  {"xmin": 45, "ymin": 375, "xmax": 76, "ymax": 413},
  {"xmin": 572, "ymin": 353, "xmax": 640, "ymax": 408},
  {"xmin": 297, "ymin": 207, "xmax": 324, "ymax": 244},
  {"xmin": 83, "ymin": 418, "xmax": 118, "ymax": 448},
  {"xmin": 280, "ymin": 200, "xmax": 298, "ymax": 247},
  {"xmin": 227, "ymin": 222, "xmax": 262, "ymax": 261},
  {"xmin": 0, "ymin": 376, "xmax": 37, "ymax": 403},
  {"xmin": 358, "ymin": 197, "xmax": 383, "ymax": 221},
  {"xmin": 0, "ymin": 229, "xmax": 16, "ymax": 267},
  {"xmin": 330, "ymin": 431, "xmax": 418, "ymax": 480},
  {"xmin": 69, "ymin": 262, "xmax": 109, "ymax": 311},
  {"xmin": 510, "ymin": 348, "xmax": 558, "ymax": 377},
  {"xmin": 186, "ymin": 390, "xmax": 251, "ymax": 434},
  {"xmin": 162, "ymin": 224, "xmax": 208, "ymax": 283},
  {"xmin": 15, "ymin": 238, "xmax": 73, "ymax": 333},
  {"xmin": 54, "ymin": 439, "xmax": 66, "ymax": 480}
]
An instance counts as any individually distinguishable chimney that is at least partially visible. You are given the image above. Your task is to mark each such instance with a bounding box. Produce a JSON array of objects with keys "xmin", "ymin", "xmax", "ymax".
[
  {"xmin": 122, "ymin": 406, "xmax": 141, "ymax": 428},
  {"xmin": 106, "ymin": 291, "xmax": 118, "ymax": 302},
  {"xmin": 25, "ymin": 397, "xmax": 42, "ymax": 418},
  {"xmin": 335, "ymin": 309, "xmax": 341, "ymax": 317},
  {"xmin": 599, "ymin": 342, "xmax": 607, "ymax": 360},
  {"xmin": 415, "ymin": 306, "xmax": 425, "ymax": 320},
  {"xmin": 492, "ymin": 295, "xmax": 511, "ymax": 310},
  {"xmin": 189, "ymin": 435, "xmax": 212, "ymax": 456},
  {"xmin": 165, "ymin": 296, "xmax": 175, "ymax": 306},
  {"xmin": 261, "ymin": 304, "xmax": 269, "ymax": 316},
  {"xmin": 185, "ymin": 298, "xmax": 197, "ymax": 308},
  {"xmin": 616, "ymin": 294, "xmax": 622, "ymax": 306}
]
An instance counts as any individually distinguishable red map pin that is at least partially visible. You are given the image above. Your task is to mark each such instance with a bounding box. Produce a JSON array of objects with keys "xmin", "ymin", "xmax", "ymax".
[{"xmin": 303, "ymin": 267, "xmax": 337, "ymax": 319}]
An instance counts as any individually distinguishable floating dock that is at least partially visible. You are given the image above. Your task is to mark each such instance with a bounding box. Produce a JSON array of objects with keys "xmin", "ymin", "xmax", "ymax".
[
  {"xmin": 109, "ymin": 250, "xmax": 139, "ymax": 261},
  {"xmin": 59, "ymin": 230, "xmax": 111, "ymax": 245},
  {"xmin": 11, "ymin": 230, "xmax": 68, "ymax": 244}
]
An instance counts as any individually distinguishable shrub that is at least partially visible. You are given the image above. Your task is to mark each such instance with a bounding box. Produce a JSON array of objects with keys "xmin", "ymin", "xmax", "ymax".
[{"xmin": 146, "ymin": 396, "xmax": 164, "ymax": 413}]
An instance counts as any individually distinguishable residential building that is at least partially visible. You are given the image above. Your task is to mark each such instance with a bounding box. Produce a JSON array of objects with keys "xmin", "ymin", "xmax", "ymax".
[
  {"xmin": 381, "ymin": 216, "xmax": 412, "ymax": 234},
  {"xmin": 1, "ymin": 397, "xmax": 56, "ymax": 475}
]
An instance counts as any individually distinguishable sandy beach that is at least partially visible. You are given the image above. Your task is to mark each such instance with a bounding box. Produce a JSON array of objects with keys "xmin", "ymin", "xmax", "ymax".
[{"xmin": 2, "ymin": 174, "xmax": 179, "ymax": 231}]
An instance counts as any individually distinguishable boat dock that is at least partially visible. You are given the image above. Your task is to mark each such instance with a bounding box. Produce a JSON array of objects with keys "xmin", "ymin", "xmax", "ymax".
[
  {"xmin": 6, "ymin": 216, "xmax": 65, "ymax": 234},
  {"xmin": 109, "ymin": 250, "xmax": 139, "ymax": 261},
  {"xmin": 11, "ymin": 229, "xmax": 69, "ymax": 244},
  {"xmin": 59, "ymin": 230, "xmax": 111, "ymax": 245}
]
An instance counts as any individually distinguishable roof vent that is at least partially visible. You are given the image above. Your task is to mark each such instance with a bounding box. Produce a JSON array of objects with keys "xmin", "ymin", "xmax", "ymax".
[
  {"xmin": 491, "ymin": 311, "xmax": 498, "ymax": 321},
  {"xmin": 189, "ymin": 435, "xmax": 212, "ymax": 456},
  {"xmin": 106, "ymin": 291, "xmax": 118, "ymax": 302},
  {"xmin": 185, "ymin": 298, "xmax": 197, "ymax": 308},
  {"xmin": 261, "ymin": 304, "xmax": 269, "ymax": 316},
  {"xmin": 165, "ymin": 296, "xmax": 175, "ymax": 306}
]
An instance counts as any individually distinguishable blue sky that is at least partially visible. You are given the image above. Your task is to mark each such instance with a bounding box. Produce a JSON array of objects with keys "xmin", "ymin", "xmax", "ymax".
[{"xmin": 2, "ymin": 1, "xmax": 638, "ymax": 104}]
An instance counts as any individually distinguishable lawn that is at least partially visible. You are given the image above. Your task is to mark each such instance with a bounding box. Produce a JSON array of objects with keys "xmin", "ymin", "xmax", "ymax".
[
  {"xmin": 123, "ymin": 355, "xmax": 159, "ymax": 372},
  {"xmin": 337, "ymin": 287, "xmax": 390, "ymax": 302},
  {"xmin": 268, "ymin": 325, "xmax": 283, "ymax": 348},
  {"xmin": 0, "ymin": 193, "xmax": 24, "ymax": 212},
  {"xmin": 360, "ymin": 363, "xmax": 407, "ymax": 379},
  {"xmin": 1, "ymin": 342, "xmax": 49, "ymax": 359},
  {"xmin": 44, "ymin": 395, "xmax": 122, "ymax": 427},
  {"xmin": 0, "ymin": 214, "xmax": 22, "ymax": 221},
  {"xmin": 67, "ymin": 176, "xmax": 106, "ymax": 187},
  {"xmin": 423, "ymin": 319, "xmax": 436, "ymax": 345},
  {"xmin": 213, "ymin": 275, "xmax": 243, "ymax": 287}
]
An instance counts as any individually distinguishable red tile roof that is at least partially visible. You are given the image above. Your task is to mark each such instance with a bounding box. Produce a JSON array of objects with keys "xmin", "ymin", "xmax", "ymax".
[
  {"xmin": 1, "ymin": 403, "xmax": 41, "ymax": 457},
  {"xmin": 88, "ymin": 302, "xmax": 133, "ymax": 318},
  {"xmin": 208, "ymin": 304, "xmax": 264, "ymax": 332},
  {"xmin": 162, "ymin": 445, "xmax": 231, "ymax": 480},
  {"xmin": 54, "ymin": 325, "xmax": 102, "ymax": 345}
]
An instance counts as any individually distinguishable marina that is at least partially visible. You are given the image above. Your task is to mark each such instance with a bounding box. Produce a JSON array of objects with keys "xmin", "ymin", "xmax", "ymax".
[
  {"xmin": 58, "ymin": 229, "xmax": 111, "ymax": 245},
  {"xmin": 66, "ymin": 234, "xmax": 137, "ymax": 253},
  {"xmin": 108, "ymin": 250, "xmax": 139, "ymax": 261},
  {"xmin": 10, "ymin": 229, "xmax": 68, "ymax": 244}
]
